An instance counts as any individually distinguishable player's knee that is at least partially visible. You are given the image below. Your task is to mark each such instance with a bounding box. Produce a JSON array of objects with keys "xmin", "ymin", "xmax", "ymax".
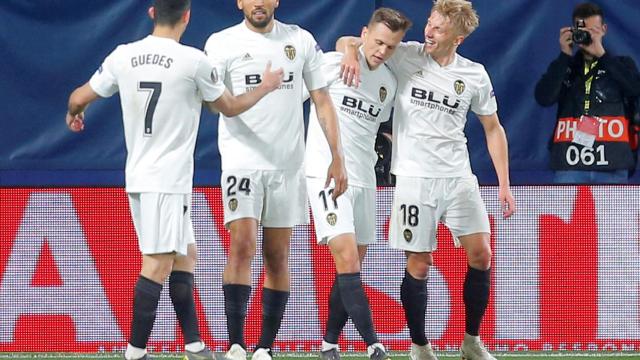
[
  {"xmin": 333, "ymin": 251, "xmax": 361, "ymax": 273},
  {"xmin": 409, "ymin": 263, "xmax": 430, "ymax": 279},
  {"xmin": 264, "ymin": 251, "xmax": 289, "ymax": 277},
  {"xmin": 406, "ymin": 252, "xmax": 432, "ymax": 279},
  {"xmin": 142, "ymin": 256, "xmax": 174, "ymax": 282},
  {"xmin": 229, "ymin": 238, "xmax": 257, "ymax": 264},
  {"xmin": 173, "ymin": 251, "xmax": 197, "ymax": 272},
  {"xmin": 468, "ymin": 247, "xmax": 492, "ymax": 270}
]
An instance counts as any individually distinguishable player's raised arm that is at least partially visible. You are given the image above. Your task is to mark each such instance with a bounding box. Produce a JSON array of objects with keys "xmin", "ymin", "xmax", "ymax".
[
  {"xmin": 478, "ymin": 113, "xmax": 516, "ymax": 218},
  {"xmin": 335, "ymin": 36, "xmax": 363, "ymax": 87},
  {"xmin": 206, "ymin": 61, "xmax": 283, "ymax": 117},
  {"xmin": 66, "ymin": 82, "xmax": 100, "ymax": 132},
  {"xmin": 309, "ymin": 87, "xmax": 348, "ymax": 199}
]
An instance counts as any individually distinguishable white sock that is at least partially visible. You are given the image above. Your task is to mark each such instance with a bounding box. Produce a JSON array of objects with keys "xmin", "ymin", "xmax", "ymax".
[
  {"xmin": 322, "ymin": 340, "xmax": 339, "ymax": 352},
  {"xmin": 124, "ymin": 344, "xmax": 146, "ymax": 360},
  {"xmin": 185, "ymin": 341, "xmax": 205, "ymax": 353},
  {"xmin": 367, "ymin": 343, "xmax": 385, "ymax": 356}
]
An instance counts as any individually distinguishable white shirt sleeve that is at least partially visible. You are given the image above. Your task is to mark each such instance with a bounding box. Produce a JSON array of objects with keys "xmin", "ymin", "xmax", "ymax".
[
  {"xmin": 322, "ymin": 52, "xmax": 343, "ymax": 87},
  {"xmin": 385, "ymin": 41, "xmax": 413, "ymax": 75},
  {"xmin": 204, "ymin": 33, "xmax": 228, "ymax": 83},
  {"xmin": 303, "ymin": 52, "xmax": 341, "ymax": 102},
  {"xmin": 471, "ymin": 67, "xmax": 498, "ymax": 116},
  {"xmin": 89, "ymin": 46, "xmax": 120, "ymax": 98},
  {"xmin": 382, "ymin": 75, "xmax": 398, "ymax": 123},
  {"xmin": 195, "ymin": 55, "xmax": 226, "ymax": 102},
  {"xmin": 301, "ymin": 29, "xmax": 327, "ymax": 91}
]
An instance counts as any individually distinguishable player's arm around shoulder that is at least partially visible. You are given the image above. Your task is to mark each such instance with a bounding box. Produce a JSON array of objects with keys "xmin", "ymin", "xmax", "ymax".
[
  {"xmin": 477, "ymin": 113, "xmax": 516, "ymax": 218},
  {"xmin": 335, "ymin": 36, "xmax": 363, "ymax": 87},
  {"xmin": 309, "ymin": 87, "xmax": 348, "ymax": 199}
]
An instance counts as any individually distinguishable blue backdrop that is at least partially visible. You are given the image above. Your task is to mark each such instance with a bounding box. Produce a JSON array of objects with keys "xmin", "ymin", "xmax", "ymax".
[{"xmin": 1, "ymin": 0, "xmax": 639, "ymax": 185}]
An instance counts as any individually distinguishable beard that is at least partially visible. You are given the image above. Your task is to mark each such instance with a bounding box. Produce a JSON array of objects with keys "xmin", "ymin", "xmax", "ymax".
[{"xmin": 245, "ymin": 12, "xmax": 273, "ymax": 29}]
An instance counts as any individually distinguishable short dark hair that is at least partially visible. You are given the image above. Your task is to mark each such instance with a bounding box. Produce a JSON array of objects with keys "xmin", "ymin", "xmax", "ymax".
[
  {"xmin": 153, "ymin": 0, "xmax": 190, "ymax": 26},
  {"xmin": 573, "ymin": 2, "xmax": 604, "ymax": 23},
  {"xmin": 368, "ymin": 7, "xmax": 412, "ymax": 33}
]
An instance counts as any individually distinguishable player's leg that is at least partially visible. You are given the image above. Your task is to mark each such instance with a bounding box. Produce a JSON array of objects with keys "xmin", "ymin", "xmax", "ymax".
[
  {"xmin": 255, "ymin": 226, "xmax": 291, "ymax": 356},
  {"xmin": 169, "ymin": 194, "xmax": 215, "ymax": 359},
  {"xmin": 348, "ymin": 186, "xmax": 388, "ymax": 359},
  {"xmin": 321, "ymin": 244, "xmax": 366, "ymax": 356},
  {"xmin": 458, "ymin": 233, "xmax": 494, "ymax": 360},
  {"xmin": 124, "ymin": 253, "xmax": 175, "ymax": 360},
  {"xmin": 459, "ymin": 233, "xmax": 492, "ymax": 337},
  {"xmin": 224, "ymin": 218, "xmax": 258, "ymax": 359},
  {"xmin": 252, "ymin": 169, "xmax": 307, "ymax": 358},
  {"xmin": 323, "ymin": 275, "xmax": 347, "ymax": 355},
  {"xmin": 307, "ymin": 177, "xmax": 352, "ymax": 355},
  {"xmin": 388, "ymin": 177, "xmax": 439, "ymax": 360},
  {"xmin": 221, "ymin": 170, "xmax": 264, "ymax": 359},
  {"xmin": 125, "ymin": 193, "xmax": 180, "ymax": 360},
  {"xmin": 403, "ymin": 251, "xmax": 432, "ymax": 349},
  {"xmin": 442, "ymin": 176, "xmax": 493, "ymax": 360},
  {"xmin": 329, "ymin": 234, "xmax": 385, "ymax": 357}
]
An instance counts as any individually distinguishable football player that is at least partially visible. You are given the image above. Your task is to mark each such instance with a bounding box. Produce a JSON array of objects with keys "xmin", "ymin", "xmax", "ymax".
[
  {"xmin": 337, "ymin": 1, "xmax": 516, "ymax": 359},
  {"xmin": 204, "ymin": 1, "xmax": 347, "ymax": 360},
  {"xmin": 305, "ymin": 7, "xmax": 411, "ymax": 360},
  {"xmin": 65, "ymin": 1, "xmax": 282, "ymax": 359}
]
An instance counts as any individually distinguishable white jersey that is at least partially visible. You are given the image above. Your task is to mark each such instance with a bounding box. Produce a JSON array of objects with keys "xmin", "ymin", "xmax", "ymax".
[
  {"xmin": 204, "ymin": 20, "xmax": 327, "ymax": 171},
  {"xmin": 305, "ymin": 50, "xmax": 396, "ymax": 188},
  {"xmin": 386, "ymin": 41, "xmax": 498, "ymax": 178},
  {"xmin": 89, "ymin": 35, "xmax": 225, "ymax": 193}
]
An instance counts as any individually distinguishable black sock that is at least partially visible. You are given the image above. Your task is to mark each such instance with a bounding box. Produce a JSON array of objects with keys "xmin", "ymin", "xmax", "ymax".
[
  {"xmin": 400, "ymin": 270, "xmax": 428, "ymax": 346},
  {"xmin": 224, "ymin": 284, "xmax": 251, "ymax": 349},
  {"xmin": 337, "ymin": 272, "xmax": 378, "ymax": 346},
  {"xmin": 324, "ymin": 276, "xmax": 348, "ymax": 344},
  {"xmin": 129, "ymin": 276, "xmax": 163, "ymax": 349},
  {"xmin": 463, "ymin": 267, "xmax": 490, "ymax": 336},
  {"xmin": 169, "ymin": 271, "xmax": 200, "ymax": 345},
  {"xmin": 256, "ymin": 288, "xmax": 289, "ymax": 350}
]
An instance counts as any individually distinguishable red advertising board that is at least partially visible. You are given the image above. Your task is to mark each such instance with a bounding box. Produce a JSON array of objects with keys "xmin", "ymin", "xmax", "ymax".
[{"xmin": 1, "ymin": 186, "xmax": 639, "ymax": 353}]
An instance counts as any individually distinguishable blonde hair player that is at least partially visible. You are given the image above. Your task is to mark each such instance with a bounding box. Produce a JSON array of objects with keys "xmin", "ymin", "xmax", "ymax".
[{"xmin": 337, "ymin": 1, "xmax": 516, "ymax": 359}]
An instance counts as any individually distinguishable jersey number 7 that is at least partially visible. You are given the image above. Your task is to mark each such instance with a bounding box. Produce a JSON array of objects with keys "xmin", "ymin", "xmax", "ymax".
[{"xmin": 138, "ymin": 81, "xmax": 162, "ymax": 137}]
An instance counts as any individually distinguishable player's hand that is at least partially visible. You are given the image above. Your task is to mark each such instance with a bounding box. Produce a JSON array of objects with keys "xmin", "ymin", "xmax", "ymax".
[
  {"xmin": 339, "ymin": 46, "xmax": 361, "ymax": 88},
  {"xmin": 66, "ymin": 112, "xmax": 85, "ymax": 132},
  {"xmin": 259, "ymin": 61, "xmax": 284, "ymax": 92},
  {"xmin": 579, "ymin": 24, "xmax": 606, "ymax": 58},
  {"xmin": 326, "ymin": 155, "xmax": 348, "ymax": 200},
  {"xmin": 559, "ymin": 27, "xmax": 573, "ymax": 56},
  {"xmin": 499, "ymin": 185, "xmax": 516, "ymax": 218}
]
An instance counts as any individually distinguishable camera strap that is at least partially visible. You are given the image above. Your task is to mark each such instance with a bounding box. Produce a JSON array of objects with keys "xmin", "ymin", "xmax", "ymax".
[{"xmin": 583, "ymin": 60, "xmax": 599, "ymax": 113}]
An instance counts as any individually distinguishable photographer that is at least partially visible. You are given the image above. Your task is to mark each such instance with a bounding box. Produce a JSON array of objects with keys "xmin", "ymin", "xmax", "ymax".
[{"xmin": 535, "ymin": 2, "xmax": 640, "ymax": 184}]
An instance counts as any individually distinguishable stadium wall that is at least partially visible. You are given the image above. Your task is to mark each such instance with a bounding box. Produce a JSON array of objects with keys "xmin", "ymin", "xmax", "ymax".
[
  {"xmin": 1, "ymin": 186, "xmax": 639, "ymax": 353},
  {"xmin": 1, "ymin": 0, "xmax": 640, "ymax": 186}
]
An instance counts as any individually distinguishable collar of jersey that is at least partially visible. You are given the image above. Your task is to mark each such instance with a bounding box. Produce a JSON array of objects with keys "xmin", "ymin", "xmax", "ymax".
[{"xmin": 240, "ymin": 19, "xmax": 279, "ymax": 37}]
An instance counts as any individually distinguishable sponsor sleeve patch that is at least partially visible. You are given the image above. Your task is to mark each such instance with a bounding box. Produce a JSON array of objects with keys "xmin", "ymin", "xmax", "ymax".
[{"xmin": 211, "ymin": 68, "xmax": 219, "ymax": 83}]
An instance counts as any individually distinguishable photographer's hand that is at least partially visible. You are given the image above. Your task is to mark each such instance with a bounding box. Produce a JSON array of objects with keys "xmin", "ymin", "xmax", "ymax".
[
  {"xmin": 580, "ymin": 24, "xmax": 606, "ymax": 58},
  {"xmin": 559, "ymin": 27, "xmax": 573, "ymax": 56}
]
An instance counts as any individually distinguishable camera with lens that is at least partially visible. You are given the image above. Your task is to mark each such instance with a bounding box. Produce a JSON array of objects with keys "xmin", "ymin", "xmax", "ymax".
[{"xmin": 571, "ymin": 19, "xmax": 592, "ymax": 46}]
